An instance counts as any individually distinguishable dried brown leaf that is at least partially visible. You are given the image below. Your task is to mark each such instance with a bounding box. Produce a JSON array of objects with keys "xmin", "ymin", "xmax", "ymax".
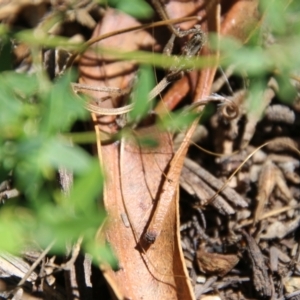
[
  {"xmin": 254, "ymin": 160, "xmax": 277, "ymax": 223},
  {"xmin": 79, "ymin": 7, "xmax": 194, "ymax": 299},
  {"xmin": 79, "ymin": 8, "xmax": 157, "ymax": 133},
  {"xmin": 197, "ymin": 248, "xmax": 239, "ymax": 277}
]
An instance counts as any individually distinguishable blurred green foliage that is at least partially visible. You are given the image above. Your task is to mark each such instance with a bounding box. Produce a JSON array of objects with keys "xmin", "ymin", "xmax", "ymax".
[
  {"xmin": 96, "ymin": 0, "xmax": 153, "ymax": 19},
  {"xmin": 208, "ymin": 0, "xmax": 300, "ymax": 118},
  {"xmin": 0, "ymin": 52, "xmax": 115, "ymax": 265},
  {"xmin": 129, "ymin": 64, "xmax": 155, "ymax": 121}
]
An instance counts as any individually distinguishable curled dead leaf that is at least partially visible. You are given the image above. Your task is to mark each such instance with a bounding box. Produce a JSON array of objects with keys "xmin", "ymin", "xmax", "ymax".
[{"xmin": 197, "ymin": 247, "xmax": 239, "ymax": 277}]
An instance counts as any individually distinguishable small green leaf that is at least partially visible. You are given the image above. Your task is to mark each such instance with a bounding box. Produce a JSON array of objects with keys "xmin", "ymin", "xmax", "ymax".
[
  {"xmin": 223, "ymin": 45, "xmax": 273, "ymax": 75},
  {"xmin": 3, "ymin": 72, "xmax": 39, "ymax": 96},
  {"xmin": 0, "ymin": 73, "xmax": 23, "ymax": 129},
  {"xmin": 40, "ymin": 70, "xmax": 87, "ymax": 134},
  {"xmin": 158, "ymin": 110, "xmax": 198, "ymax": 132},
  {"xmin": 69, "ymin": 162, "xmax": 104, "ymax": 213},
  {"xmin": 35, "ymin": 200, "xmax": 105, "ymax": 252},
  {"xmin": 129, "ymin": 65, "xmax": 155, "ymax": 122},
  {"xmin": 246, "ymin": 80, "xmax": 267, "ymax": 118},
  {"xmin": 15, "ymin": 30, "xmax": 83, "ymax": 51},
  {"xmin": 39, "ymin": 137, "xmax": 92, "ymax": 173},
  {"xmin": 260, "ymin": 0, "xmax": 286, "ymax": 35},
  {"xmin": 0, "ymin": 207, "xmax": 35, "ymax": 253},
  {"xmin": 98, "ymin": 0, "xmax": 153, "ymax": 19},
  {"xmin": 0, "ymin": 24, "xmax": 8, "ymax": 36},
  {"xmin": 275, "ymin": 74, "xmax": 297, "ymax": 104},
  {"xmin": 86, "ymin": 241, "xmax": 118, "ymax": 268},
  {"xmin": 116, "ymin": 0, "xmax": 153, "ymax": 19}
]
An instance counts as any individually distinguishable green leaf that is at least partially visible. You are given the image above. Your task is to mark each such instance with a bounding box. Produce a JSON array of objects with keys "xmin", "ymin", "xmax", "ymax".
[
  {"xmin": 39, "ymin": 137, "xmax": 92, "ymax": 173},
  {"xmin": 15, "ymin": 29, "xmax": 83, "ymax": 51},
  {"xmin": 97, "ymin": 0, "xmax": 153, "ymax": 19},
  {"xmin": 222, "ymin": 44, "xmax": 274, "ymax": 75},
  {"xmin": 0, "ymin": 24, "xmax": 8, "ymax": 36},
  {"xmin": 246, "ymin": 80, "xmax": 267, "ymax": 118},
  {"xmin": 85, "ymin": 240, "xmax": 118, "ymax": 268},
  {"xmin": 260, "ymin": 0, "xmax": 287, "ymax": 35},
  {"xmin": 69, "ymin": 162, "xmax": 104, "ymax": 213},
  {"xmin": 158, "ymin": 110, "xmax": 198, "ymax": 132},
  {"xmin": 274, "ymin": 74, "xmax": 297, "ymax": 104},
  {"xmin": 40, "ymin": 70, "xmax": 87, "ymax": 134},
  {"xmin": 115, "ymin": 0, "xmax": 153, "ymax": 19},
  {"xmin": 35, "ymin": 203, "xmax": 103, "ymax": 251},
  {"xmin": 129, "ymin": 65, "xmax": 155, "ymax": 121},
  {"xmin": 0, "ymin": 73, "xmax": 23, "ymax": 130},
  {"xmin": 0, "ymin": 207, "xmax": 35, "ymax": 253},
  {"xmin": 2, "ymin": 72, "xmax": 39, "ymax": 96}
]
